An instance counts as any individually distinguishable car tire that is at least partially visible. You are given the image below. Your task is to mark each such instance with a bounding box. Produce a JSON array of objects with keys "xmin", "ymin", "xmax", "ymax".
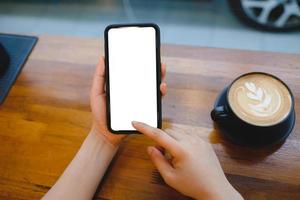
[{"xmin": 228, "ymin": 0, "xmax": 300, "ymax": 32}]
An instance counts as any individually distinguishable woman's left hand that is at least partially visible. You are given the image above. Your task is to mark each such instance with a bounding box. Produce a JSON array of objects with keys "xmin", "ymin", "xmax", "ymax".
[{"xmin": 90, "ymin": 57, "xmax": 167, "ymax": 146}]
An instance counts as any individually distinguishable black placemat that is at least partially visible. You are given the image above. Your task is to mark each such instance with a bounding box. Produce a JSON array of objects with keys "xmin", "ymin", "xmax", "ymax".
[{"xmin": 0, "ymin": 34, "xmax": 38, "ymax": 105}]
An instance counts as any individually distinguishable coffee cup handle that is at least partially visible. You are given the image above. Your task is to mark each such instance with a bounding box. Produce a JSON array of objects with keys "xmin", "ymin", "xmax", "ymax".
[{"xmin": 211, "ymin": 106, "xmax": 229, "ymax": 122}]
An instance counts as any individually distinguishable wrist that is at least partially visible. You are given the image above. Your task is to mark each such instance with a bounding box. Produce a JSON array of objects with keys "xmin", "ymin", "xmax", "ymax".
[
  {"xmin": 214, "ymin": 182, "xmax": 243, "ymax": 200},
  {"xmin": 195, "ymin": 179, "xmax": 243, "ymax": 200},
  {"xmin": 89, "ymin": 127, "xmax": 119, "ymax": 149},
  {"xmin": 90, "ymin": 122, "xmax": 126, "ymax": 147},
  {"xmin": 211, "ymin": 186, "xmax": 242, "ymax": 200}
]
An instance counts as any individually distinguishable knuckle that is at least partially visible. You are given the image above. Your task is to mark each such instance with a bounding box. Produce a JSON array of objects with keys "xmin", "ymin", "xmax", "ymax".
[
  {"xmin": 202, "ymin": 140, "xmax": 213, "ymax": 151},
  {"xmin": 164, "ymin": 129, "xmax": 174, "ymax": 136},
  {"xmin": 163, "ymin": 172, "xmax": 175, "ymax": 184},
  {"xmin": 152, "ymin": 129, "xmax": 163, "ymax": 138},
  {"xmin": 197, "ymin": 137, "xmax": 207, "ymax": 145},
  {"xmin": 181, "ymin": 149, "xmax": 189, "ymax": 158},
  {"xmin": 202, "ymin": 140, "xmax": 211, "ymax": 148},
  {"xmin": 176, "ymin": 146, "xmax": 188, "ymax": 158}
]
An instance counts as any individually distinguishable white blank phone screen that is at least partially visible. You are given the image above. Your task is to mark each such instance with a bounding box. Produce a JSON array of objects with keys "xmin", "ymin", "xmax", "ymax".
[{"xmin": 108, "ymin": 27, "xmax": 158, "ymax": 131}]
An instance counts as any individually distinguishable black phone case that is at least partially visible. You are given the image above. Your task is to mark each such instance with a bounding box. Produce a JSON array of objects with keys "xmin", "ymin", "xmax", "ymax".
[{"xmin": 104, "ymin": 23, "xmax": 162, "ymax": 134}]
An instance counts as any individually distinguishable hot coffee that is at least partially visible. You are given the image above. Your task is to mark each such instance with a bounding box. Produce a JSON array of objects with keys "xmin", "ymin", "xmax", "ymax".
[{"xmin": 228, "ymin": 73, "xmax": 292, "ymax": 126}]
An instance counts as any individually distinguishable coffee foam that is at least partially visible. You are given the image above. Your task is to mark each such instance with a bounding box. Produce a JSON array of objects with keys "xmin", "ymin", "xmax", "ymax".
[{"xmin": 228, "ymin": 73, "xmax": 292, "ymax": 126}]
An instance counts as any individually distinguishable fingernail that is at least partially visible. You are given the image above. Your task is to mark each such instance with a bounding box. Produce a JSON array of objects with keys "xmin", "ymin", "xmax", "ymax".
[
  {"xmin": 132, "ymin": 121, "xmax": 145, "ymax": 126},
  {"xmin": 132, "ymin": 121, "xmax": 139, "ymax": 126},
  {"xmin": 147, "ymin": 146, "xmax": 154, "ymax": 155}
]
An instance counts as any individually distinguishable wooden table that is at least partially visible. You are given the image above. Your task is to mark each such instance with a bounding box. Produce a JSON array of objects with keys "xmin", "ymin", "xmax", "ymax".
[{"xmin": 0, "ymin": 35, "xmax": 299, "ymax": 200}]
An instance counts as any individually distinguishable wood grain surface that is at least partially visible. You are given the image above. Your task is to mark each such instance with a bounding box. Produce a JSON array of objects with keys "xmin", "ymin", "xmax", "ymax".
[{"xmin": 0, "ymin": 35, "xmax": 299, "ymax": 200}]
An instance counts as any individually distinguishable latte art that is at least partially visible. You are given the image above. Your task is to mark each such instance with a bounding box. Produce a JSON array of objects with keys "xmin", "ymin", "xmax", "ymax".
[
  {"xmin": 244, "ymin": 81, "xmax": 280, "ymax": 117},
  {"xmin": 228, "ymin": 74, "xmax": 292, "ymax": 126}
]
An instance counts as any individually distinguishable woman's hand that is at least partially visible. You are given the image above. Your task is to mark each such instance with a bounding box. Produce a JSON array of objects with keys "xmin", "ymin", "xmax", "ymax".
[
  {"xmin": 90, "ymin": 57, "xmax": 167, "ymax": 147},
  {"xmin": 132, "ymin": 122, "xmax": 243, "ymax": 200}
]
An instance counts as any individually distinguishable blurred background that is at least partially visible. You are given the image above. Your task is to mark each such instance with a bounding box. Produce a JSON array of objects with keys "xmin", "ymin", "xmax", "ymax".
[{"xmin": 0, "ymin": 0, "xmax": 299, "ymax": 53}]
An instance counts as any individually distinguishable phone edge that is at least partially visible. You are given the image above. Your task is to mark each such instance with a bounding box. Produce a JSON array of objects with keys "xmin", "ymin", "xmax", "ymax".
[{"xmin": 104, "ymin": 23, "xmax": 162, "ymax": 134}]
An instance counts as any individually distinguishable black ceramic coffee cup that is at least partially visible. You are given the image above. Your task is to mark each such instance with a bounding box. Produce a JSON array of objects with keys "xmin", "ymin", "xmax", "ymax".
[{"xmin": 211, "ymin": 72, "xmax": 296, "ymax": 147}]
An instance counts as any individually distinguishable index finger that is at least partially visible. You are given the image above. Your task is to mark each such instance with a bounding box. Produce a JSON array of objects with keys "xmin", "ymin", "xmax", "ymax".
[{"xmin": 132, "ymin": 121, "xmax": 183, "ymax": 157}]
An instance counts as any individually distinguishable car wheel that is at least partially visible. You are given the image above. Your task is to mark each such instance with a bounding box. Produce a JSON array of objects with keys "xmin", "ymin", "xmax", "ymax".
[{"xmin": 229, "ymin": 0, "xmax": 300, "ymax": 31}]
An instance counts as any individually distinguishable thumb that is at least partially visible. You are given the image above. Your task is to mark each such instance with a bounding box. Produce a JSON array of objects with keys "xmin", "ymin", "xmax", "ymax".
[{"xmin": 147, "ymin": 146, "xmax": 175, "ymax": 183}]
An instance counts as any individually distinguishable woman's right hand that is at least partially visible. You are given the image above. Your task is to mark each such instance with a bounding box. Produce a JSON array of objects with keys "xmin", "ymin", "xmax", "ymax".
[{"xmin": 132, "ymin": 122, "xmax": 243, "ymax": 200}]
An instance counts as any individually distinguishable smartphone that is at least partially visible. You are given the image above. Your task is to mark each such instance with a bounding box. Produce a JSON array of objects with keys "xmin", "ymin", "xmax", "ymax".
[{"xmin": 104, "ymin": 23, "xmax": 161, "ymax": 133}]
